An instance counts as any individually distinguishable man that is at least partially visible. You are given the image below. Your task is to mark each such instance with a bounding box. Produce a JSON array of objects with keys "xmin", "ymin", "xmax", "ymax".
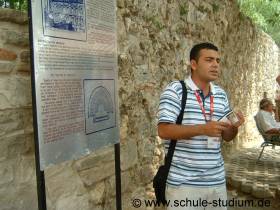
[
  {"xmin": 275, "ymin": 75, "xmax": 280, "ymax": 121},
  {"xmin": 157, "ymin": 43, "xmax": 244, "ymax": 210},
  {"xmin": 255, "ymin": 98, "xmax": 280, "ymax": 140},
  {"xmin": 276, "ymin": 75, "xmax": 280, "ymax": 86}
]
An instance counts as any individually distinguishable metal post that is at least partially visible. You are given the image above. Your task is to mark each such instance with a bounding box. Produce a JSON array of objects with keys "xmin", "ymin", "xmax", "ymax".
[{"xmin": 114, "ymin": 143, "xmax": 122, "ymax": 210}]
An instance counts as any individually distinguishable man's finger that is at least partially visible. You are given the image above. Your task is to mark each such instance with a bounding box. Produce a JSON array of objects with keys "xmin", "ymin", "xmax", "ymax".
[
  {"xmin": 218, "ymin": 121, "xmax": 231, "ymax": 126},
  {"xmin": 218, "ymin": 125, "xmax": 229, "ymax": 131}
]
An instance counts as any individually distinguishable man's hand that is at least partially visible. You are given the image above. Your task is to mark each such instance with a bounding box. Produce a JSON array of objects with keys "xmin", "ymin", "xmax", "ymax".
[
  {"xmin": 222, "ymin": 111, "xmax": 245, "ymax": 141},
  {"xmin": 203, "ymin": 121, "xmax": 230, "ymax": 137},
  {"xmin": 232, "ymin": 111, "xmax": 245, "ymax": 128}
]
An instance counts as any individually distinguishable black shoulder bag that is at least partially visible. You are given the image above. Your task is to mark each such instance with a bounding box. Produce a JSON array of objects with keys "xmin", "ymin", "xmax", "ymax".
[{"xmin": 153, "ymin": 80, "xmax": 188, "ymax": 205}]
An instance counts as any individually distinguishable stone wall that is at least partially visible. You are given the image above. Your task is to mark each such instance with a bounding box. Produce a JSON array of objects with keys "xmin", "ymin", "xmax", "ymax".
[
  {"xmin": 0, "ymin": 0, "xmax": 279, "ymax": 209},
  {"xmin": 0, "ymin": 8, "xmax": 37, "ymax": 210}
]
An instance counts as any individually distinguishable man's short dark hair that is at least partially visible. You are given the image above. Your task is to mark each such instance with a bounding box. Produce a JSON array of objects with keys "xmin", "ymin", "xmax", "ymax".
[
  {"xmin": 259, "ymin": 98, "xmax": 273, "ymax": 110},
  {"xmin": 190, "ymin": 42, "xmax": 219, "ymax": 61}
]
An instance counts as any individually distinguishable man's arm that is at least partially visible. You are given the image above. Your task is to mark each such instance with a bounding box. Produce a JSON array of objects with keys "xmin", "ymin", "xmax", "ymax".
[
  {"xmin": 158, "ymin": 121, "xmax": 229, "ymax": 140},
  {"xmin": 265, "ymin": 128, "xmax": 280, "ymax": 135},
  {"xmin": 258, "ymin": 111, "xmax": 280, "ymax": 135}
]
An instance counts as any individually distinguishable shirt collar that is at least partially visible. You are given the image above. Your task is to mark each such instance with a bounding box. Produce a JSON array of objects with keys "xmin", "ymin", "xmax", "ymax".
[
  {"xmin": 185, "ymin": 75, "xmax": 216, "ymax": 95},
  {"xmin": 260, "ymin": 109, "xmax": 273, "ymax": 115}
]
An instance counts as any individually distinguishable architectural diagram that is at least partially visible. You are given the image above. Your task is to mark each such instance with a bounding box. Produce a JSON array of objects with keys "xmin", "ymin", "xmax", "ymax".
[{"xmin": 84, "ymin": 79, "xmax": 116, "ymax": 134}]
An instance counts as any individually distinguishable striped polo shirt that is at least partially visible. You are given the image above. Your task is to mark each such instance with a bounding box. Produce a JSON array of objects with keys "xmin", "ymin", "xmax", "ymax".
[{"xmin": 157, "ymin": 76, "xmax": 231, "ymax": 187}]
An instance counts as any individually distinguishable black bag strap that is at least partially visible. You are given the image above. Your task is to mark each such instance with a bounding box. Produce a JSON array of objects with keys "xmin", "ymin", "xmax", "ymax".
[{"xmin": 164, "ymin": 80, "xmax": 187, "ymax": 168}]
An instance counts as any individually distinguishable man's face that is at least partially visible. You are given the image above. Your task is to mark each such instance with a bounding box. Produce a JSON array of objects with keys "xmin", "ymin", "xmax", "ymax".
[
  {"xmin": 191, "ymin": 49, "xmax": 220, "ymax": 82},
  {"xmin": 276, "ymin": 75, "xmax": 280, "ymax": 86},
  {"xmin": 266, "ymin": 103, "xmax": 274, "ymax": 113}
]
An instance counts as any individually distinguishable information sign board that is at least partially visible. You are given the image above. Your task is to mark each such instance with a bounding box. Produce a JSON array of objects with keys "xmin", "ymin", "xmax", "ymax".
[{"xmin": 30, "ymin": 0, "xmax": 119, "ymax": 169}]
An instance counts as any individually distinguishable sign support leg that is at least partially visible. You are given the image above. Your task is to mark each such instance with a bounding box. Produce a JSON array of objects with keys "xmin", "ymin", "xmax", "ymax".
[
  {"xmin": 35, "ymin": 167, "xmax": 47, "ymax": 210},
  {"xmin": 114, "ymin": 143, "xmax": 122, "ymax": 210}
]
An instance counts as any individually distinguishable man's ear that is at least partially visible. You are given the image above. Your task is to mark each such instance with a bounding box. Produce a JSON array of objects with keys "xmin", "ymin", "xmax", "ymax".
[{"xmin": 190, "ymin": 59, "xmax": 197, "ymax": 71}]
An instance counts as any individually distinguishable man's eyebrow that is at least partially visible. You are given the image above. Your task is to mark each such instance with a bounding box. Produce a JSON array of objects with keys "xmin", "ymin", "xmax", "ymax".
[{"xmin": 205, "ymin": 56, "xmax": 220, "ymax": 60}]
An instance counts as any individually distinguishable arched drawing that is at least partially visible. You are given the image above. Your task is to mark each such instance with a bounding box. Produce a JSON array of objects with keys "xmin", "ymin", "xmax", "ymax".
[{"xmin": 88, "ymin": 86, "xmax": 114, "ymax": 123}]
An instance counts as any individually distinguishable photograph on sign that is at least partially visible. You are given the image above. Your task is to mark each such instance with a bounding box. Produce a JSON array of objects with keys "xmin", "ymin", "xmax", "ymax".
[{"xmin": 42, "ymin": 0, "xmax": 87, "ymax": 41}]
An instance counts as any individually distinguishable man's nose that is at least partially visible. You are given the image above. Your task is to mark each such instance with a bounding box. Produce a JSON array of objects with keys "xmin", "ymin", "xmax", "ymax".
[{"xmin": 212, "ymin": 60, "xmax": 219, "ymax": 67}]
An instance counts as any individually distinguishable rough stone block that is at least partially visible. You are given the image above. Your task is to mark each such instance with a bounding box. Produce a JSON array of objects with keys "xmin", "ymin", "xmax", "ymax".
[
  {"xmin": 46, "ymin": 164, "xmax": 88, "ymax": 201},
  {"xmin": 89, "ymin": 204, "xmax": 103, "ymax": 210},
  {"xmin": 117, "ymin": 0, "xmax": 125, "ymax": 8},
  {"xmin": 0, "ymin": 110, "xmax": 33, "ymax": 160},
  {"xmin": 103, "ymin": 199, "xmax": 115, "ymax": 210},
  {"xmin": 55, "ymin": 194, "xmax": 90, "ymax": 210},
  {"xmin": 0, "ymin": 48, "xmax": 17, "ymax": 61},
  {"xmin": 231, "ymin": 176, "xmax": 245, "ymax": 189},
  {"xmin": 19, "ymin": 50, "xmax": 30, "ymax": 63},
  {"xmin": 4, "ymin": 31, "xmax": 29, "ymax": 47},
  {"xmin": 2, "ymin": 183, "xmax": 38, "ymax": 210},
  {"xmin": 104, "ymin": 175, "xmax": 116, "ymax": 198},
  {"xmin": 0, "ymin": 114, "xmax": 23, "ymax": 136},
  {"xmin": 104, "ymin": 170, "xmax": 134, "ymax": 200},
  {"xmin": 140, "ymin": 164, "xmax": 155, "ymax": 184},
  {"xmin": 0, "ymin": 109, "xmax": 32, "ymax": 134},
  {"xmin": 15, "ymin": 155, "xmax": 35, "ymax": 185},
  {"xmin": 89, "ymin": 181, "xmax": 105, "ymax": 204},
  {"xmin": 0, "ymin": 138, "xmax": 8, "ymax": 161},
  {"xmin": 240, "ymin": 181, "xmax": 253, "ymax": 194},
  {"xmin": 0, "ymin": 76, "xmax": 32, "ymax": 109},
  {"xmin": 276, "ymin": 187, "xmax": 280, "ymax": 199},
  {"xmin": 0, "ymin": 161, "xmax": 13, "ymax": 186},
  {"xmin": 121, "ymin": 170, "xmax": 134, "ymax": 193},
  {"xmin": 0, "ymin": 8, "xmax": 28, "ymax": 24},
  {"xmin": 252, "ymin": 184, "xmax": 275, "ymax": 198},
  {"xmin": 120, "ymin": 114, "xmax": 128, "ymax": 140},
  {"xmin": 120, "ymin": 140, "xmax": 138, "ymax": 171},
  {"xmin": 16, "ymin": 62, "xmax": 31, "ymax": 72},
  {"xmin": 74, "ymin": 146, "xmax": 114, "ymax": 171},
  {"xmin": 117, "ymin": 15, "xmax": 126, "ymax": 41},
  {"xmin": 138, "ymin": 139, "xmax": 155, "ymax": 159},
  {"xmin": 0, "ymin": 61, "xmax": 15, "ymax": 73},
  {"xmin": 79, "ymin": 162, "xmax": 115, "ymax": 186},
  {"xmin": 5, "ymin": 132, "xmax": 31, "ymax": 158}
]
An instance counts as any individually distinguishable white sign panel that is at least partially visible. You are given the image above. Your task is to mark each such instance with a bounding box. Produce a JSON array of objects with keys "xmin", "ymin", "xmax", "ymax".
[{"xmin": 30, "ymin": 0, "xmax": 119, "ymax": 169}]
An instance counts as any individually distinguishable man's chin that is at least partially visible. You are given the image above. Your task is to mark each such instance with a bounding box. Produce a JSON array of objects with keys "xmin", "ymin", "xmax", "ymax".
[{"xmin": 207, "ymin": 75, "xmax": 218, "ymax": 81}]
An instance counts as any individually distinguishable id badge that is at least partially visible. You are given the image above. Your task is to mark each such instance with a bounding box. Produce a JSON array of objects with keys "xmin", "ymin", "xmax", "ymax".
[
  {"xmin": 207, "ymin": 137, "xmax": 220, "ymax": 149},
  {"xmin": 205, "ymin": 114, "xmax": 211, "ymax": 122}
]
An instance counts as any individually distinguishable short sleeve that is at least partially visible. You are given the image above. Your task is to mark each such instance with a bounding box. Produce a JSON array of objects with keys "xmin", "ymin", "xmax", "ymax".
[
  {"xmin": 259, "ymin": 112, "xmax": 276, "ymax": 132},
  {"xmin": 157, "ymin": 82, "xmax": 181, "ymax": 124},
  {"xmin": 223, "ymin": 93, "xmax": 231, "ymax": 115}
]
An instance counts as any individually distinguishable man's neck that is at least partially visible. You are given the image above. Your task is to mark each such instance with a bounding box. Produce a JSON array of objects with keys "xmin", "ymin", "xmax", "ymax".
[
  {"xmin": 191, "ymin": 75, "xmax": 210, "ymax": 96},
  {"xmin": 263, "ymin": 109, "xmax": 272, "ymax": 114}
]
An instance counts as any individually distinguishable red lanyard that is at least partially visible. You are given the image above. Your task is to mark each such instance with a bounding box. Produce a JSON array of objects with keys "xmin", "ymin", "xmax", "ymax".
[{"xmin": 194, "ymin": 91, "xmax": 214, "ymax": 122}]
